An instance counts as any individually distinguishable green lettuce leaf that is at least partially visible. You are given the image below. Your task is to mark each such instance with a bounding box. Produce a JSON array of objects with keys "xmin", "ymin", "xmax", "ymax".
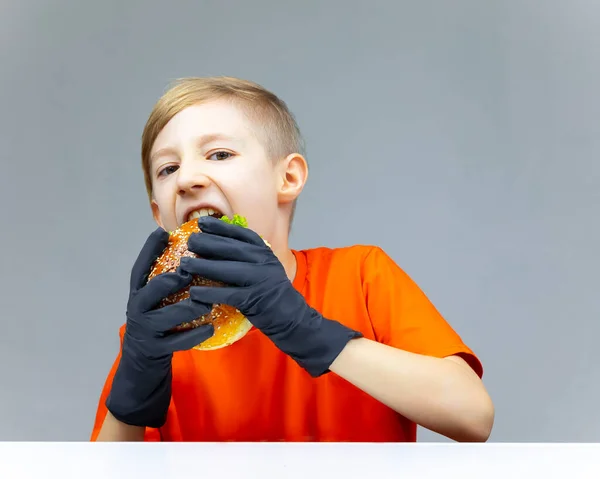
[{"xmin": 219, "ymin": 214, "xmax": 248, "ymax": 228}]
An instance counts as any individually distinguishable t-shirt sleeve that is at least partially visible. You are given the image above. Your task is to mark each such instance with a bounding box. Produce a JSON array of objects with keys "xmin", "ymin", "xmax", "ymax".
[
  {"xmin": 89, "ymin": 325, "xmax": 162, "ymax": 442},
  {"xmin": 362, "ymin": 246, "xmax": 483, "ymax": 378}
]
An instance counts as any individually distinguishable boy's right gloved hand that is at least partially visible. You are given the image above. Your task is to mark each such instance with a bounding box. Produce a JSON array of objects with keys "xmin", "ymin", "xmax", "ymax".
[{"xmin": 105, "ymin": 228, "xmax": 214, "ymax": 429}]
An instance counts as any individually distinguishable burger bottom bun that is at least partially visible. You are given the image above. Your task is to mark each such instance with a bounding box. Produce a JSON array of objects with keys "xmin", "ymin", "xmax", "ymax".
[
  {"xmin": 159, "ymin": 275, "xmax": 253, "ymax": 351},
  {"xmin": 173, "ymin": 302, "xmax": 253, "ymax": 351}
]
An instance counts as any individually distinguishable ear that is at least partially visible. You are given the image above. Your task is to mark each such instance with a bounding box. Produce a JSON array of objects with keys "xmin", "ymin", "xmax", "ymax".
[
  {"xmin": 151, "ymin": 199, "xmax": 166, "ymax": 229},
  {"xmin": 277, "ymin": 153, "xmax": 308, "ymax": 205}
]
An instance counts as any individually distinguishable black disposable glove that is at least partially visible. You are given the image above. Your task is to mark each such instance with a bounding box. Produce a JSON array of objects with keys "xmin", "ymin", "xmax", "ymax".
[
  {"xmin": 179, "ymin": 216, "xmax": 363, "ymax": 377},
  {"xmin": 106, "ymin": 228, "xmax": 215, "ymax": 428}
]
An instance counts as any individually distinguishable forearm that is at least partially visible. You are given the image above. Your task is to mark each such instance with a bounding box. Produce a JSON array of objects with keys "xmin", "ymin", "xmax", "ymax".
[
  {"xmin": 96, "ymin": 412, "xmax": 146, "ymax": 441},
  {"xmin": 329, "ymin": 337, "xmax": 494, "ymax": 442}
]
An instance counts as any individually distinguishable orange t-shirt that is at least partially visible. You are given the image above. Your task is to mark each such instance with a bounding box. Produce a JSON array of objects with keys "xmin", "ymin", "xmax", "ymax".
[{"xmin": 90, "ymin": 245, "xmax": 482, "ymax": 442}]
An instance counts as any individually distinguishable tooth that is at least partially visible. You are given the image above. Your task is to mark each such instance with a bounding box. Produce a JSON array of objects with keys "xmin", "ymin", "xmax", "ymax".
[{"xmin": 187, "ymin": 207, "xmax": 219, "ymax": 223}]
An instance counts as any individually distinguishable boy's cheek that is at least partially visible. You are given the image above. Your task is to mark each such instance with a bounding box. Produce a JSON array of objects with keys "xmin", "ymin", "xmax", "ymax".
[{"xmin": 151, "ymin": 201, "xmax": 179, "ymax": 231}]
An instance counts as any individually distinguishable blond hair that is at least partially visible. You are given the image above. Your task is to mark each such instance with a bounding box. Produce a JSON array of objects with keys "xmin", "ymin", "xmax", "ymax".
[{"xmin": 141, "ymin": 77, "xmax": 305, "ymax": 225}]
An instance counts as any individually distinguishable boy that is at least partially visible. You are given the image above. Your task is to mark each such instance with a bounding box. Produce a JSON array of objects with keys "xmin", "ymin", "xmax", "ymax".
[{"xmin": 91, "ymin": 77, "xmax": 494, "ymax": 442}]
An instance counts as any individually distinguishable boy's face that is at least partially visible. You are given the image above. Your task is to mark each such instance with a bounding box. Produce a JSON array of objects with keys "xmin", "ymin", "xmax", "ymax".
[{"xmin": 148, "ymin": 99, "xmax": 303, "ymax": 243}]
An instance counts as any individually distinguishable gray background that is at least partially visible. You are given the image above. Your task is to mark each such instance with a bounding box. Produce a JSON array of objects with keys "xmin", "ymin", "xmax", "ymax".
[{"xmin": 1, "ymin": 0, "xmax": 598, "ymax": 442}]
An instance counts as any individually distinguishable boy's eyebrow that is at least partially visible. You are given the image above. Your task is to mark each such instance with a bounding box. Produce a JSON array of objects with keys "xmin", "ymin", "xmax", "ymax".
[
  {"xmin": 150, "ymin": 133, "xmax": 240, "ymax": 164},
  {"xmin": 196, "ymin": 133, "xmax": 240, "ymax": 148},
  {"xmin": 150, "ymin": 146, "xmax": 178, "ymax": 164}
]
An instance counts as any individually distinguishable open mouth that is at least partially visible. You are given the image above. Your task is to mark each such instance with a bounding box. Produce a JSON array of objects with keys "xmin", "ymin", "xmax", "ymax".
[{"xmin": 186, "ymin": 207, "xmax": 224, "ymax": 223}]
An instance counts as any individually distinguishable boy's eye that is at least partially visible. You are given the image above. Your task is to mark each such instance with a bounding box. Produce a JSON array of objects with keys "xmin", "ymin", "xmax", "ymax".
[
  {"xmin": 158, "ymin": 165, "xmax": 179, "ymax": 177},
  {"xmin": 208, "ymin": 151, "xmax": 233, "ymax": 161}
]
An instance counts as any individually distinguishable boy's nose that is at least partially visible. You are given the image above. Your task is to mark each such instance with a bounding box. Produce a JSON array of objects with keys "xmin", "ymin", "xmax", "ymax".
[{"xmin": 176, "ymin": 163, "xmax": 212, "ymax": 196}]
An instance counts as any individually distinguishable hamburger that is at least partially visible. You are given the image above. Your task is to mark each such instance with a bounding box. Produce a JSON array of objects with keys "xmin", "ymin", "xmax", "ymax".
[{"xmin": 147, "ymin": 214, "xmax": 256, "ymax": 351}]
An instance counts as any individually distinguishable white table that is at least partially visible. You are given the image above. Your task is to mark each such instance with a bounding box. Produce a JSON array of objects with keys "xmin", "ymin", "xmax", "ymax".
[{"xmin": 1, "ymin": 442, "xmax": 598, "ymax": 479}]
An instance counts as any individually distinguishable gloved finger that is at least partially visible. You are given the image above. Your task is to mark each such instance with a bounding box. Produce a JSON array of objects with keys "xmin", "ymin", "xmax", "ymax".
[
  {"xmin": 135, "ymin": 271, "xmax": 193, "ymax": 312},
  {"xmin": 187, "ymin": 232, "xmax": 266, "ymax": 263},
  {"xmin": 130, "ymin": 228, "xmax": 170, "ymax": 292},
  {"xmin": 197, "ymin": 216, "xmax": 265, "ymax": 247},
  {"xmin": 162, "ymin": 323, "xmax": 215, "ymax": 352},
  {"xmin": 145, "ymin": 297, "xmax": 213, "ymax": 333},
  {"xmin": 179, "ymin": 257, "xmax": 258, "ymax": 287},
  {"xmin": 189, "ymin": 285, "xmax": 245, "ymax": 310}
]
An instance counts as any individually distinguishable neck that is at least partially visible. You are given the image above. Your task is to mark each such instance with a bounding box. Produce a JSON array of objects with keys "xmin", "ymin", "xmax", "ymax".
[
  {"xmin": 280, "ymin": 247, "xmax": 297, "ymax": 282},
  {"xmin": 270, "ymin": 244, "xmax": 296, "ymax": 283},
  {"xmin": 269, "ymin": 214, "xmax": 297, "ymax": 282},
  {"xmin": 270, "ymin": 237, "xmax": 297, "ymax": 282}
]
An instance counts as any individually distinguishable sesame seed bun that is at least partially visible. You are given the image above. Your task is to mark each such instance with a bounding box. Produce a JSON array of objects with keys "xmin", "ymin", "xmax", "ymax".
[{"xmin": 147, "ymin": 218, "xmax": 253, "ymax": 351}]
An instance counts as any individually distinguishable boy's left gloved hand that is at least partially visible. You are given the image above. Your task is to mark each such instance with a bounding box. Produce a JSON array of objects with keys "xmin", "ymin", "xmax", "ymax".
[{"xmin": 179, "ymin": 216, "xmax": 362, "ymax": 377}]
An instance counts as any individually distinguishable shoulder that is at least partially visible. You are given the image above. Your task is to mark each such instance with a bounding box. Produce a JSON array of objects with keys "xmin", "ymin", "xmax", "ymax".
[
  {"xmin": 298, "ymin": 244, "xmax": 388, "ymax": 267},
  {"xmin": 297, "ymin": 244, "xmax": 400, "ymax": 279},
  {"xmin": 296, "ymin": 243, "xmax": 439, "ymax": 309},
  {"xmin": 292, "ymin": 244, "xmax": 409, "ymax": 300}
]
